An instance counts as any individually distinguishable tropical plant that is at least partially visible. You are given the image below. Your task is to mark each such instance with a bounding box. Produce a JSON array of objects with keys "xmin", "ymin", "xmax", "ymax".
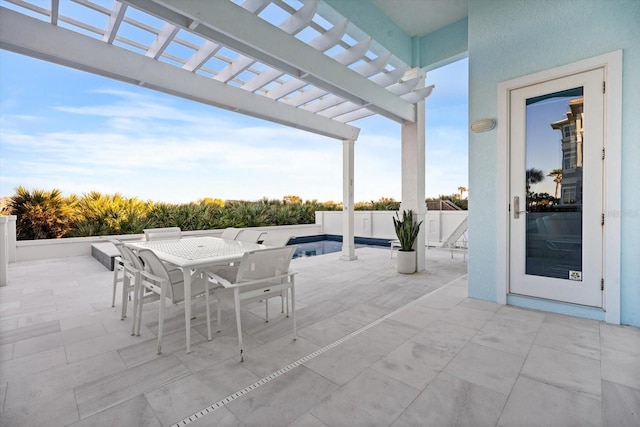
[
  {"xmin": 392, "ymin": 209, "xmax": 423, "ymax": 252},
  {"xmin": 547, "ymin": 168, "xmax": 563, "ymax": 199},
  {"xmin": 9, "ymin": 187, "xmax": 76, "ymax": 239}
]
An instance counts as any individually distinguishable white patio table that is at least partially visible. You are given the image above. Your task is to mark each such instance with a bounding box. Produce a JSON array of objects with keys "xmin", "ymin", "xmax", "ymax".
[{"xmin": 127, "ymin": 236, "xmax": 265, "ymax": 353}]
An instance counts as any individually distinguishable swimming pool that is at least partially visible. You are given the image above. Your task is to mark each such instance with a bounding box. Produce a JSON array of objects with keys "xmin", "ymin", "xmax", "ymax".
[{"xmin": 287, "ymin": 235, "xmax": 389, "ymax": 258}]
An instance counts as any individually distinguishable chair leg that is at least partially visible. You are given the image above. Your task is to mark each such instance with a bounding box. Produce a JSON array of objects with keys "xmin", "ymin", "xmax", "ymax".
[
  {"xmin": 111, "ymin": 265, "xmax": 119, "ymax": 307},
  {"xmin": 265, "ymin": 298, "xmax": 269, "ymax": 323},
  {"xmin": 121, "ymin": 274, "xmax": 129, "ymax": 320},
  {"xmin": 234, "ymin": 288, "xmax": 244, "ymax": 362},
  {"xmin": 216, "ymin": 295, "xmax": 222, "ymax": 332},
  {"xmin": 158, "ymin": 286, "xmax": 167, "ymax": 355},
  {"xmin": 291, "ymin": 278, "xmax": 297, "ymax": 341},
  {"xmin": 205, "ymin": 284, "xmax": 212, "ymax": 341},
  {"xmin": 135, "ymin": 276, "xmax": 144, "ymax": 336}
]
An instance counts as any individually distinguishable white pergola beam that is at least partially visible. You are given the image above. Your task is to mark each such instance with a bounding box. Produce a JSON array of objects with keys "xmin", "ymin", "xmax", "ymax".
[
  {"xmin": 103, "ymin": 2, "xmax": 128, "ymax": 44},
  {"xmin": 0, "ymin": 7, "xmax": 359, "ymax": 141},
  {"xmin": 124, "ymin": 0, "xmax": 415, "ymax": 123}
]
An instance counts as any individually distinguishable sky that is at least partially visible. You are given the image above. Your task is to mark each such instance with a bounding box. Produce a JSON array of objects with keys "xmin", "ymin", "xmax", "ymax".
[{"xmin": 0, "ymin": 49, "xmax": 468, "ymax": 204}]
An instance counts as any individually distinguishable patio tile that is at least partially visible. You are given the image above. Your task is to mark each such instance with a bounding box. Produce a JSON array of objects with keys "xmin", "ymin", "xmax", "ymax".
[
  {"xmin": 226, "ymin": 366, "xmax": 339, "ymax": 427},
  {"xmin": 309, "ymin": 368, "xmax": 420, "ymax": 427},
  {"xmin": 520, "ymin": 345, "xmax": 602, "ymax": 400},
  {"xmin": 412, "ymin": 319, "xmax": 477, "ymax": 354},
  {"xmin": 444, "ymin": 342, "xmax": 524, "ymax": 395},
  {"xmin": 303, "ymin": 334, "xmax": 385, "ymax": 385},
  {"xmin": 395, "ymin": 372, "xmax": 507, "ymax": 427},
  {"xmin": 459, "ymin": 296, "xmax": 502, "ymax": 313},
  {"xmin": 600, "ymin": 322, "xmax": 640, "ymax": 355},
  {"xmin": 185, "ymin": 407, "xmax": 244, "ymax": 427},
  {"xmin": 438, "ymin": 304, "xmax": 495, "ymax": 330},
  {"xmin": 497, "ymin": 376, "xmax": 602, "ymax": 427},
  {"xmin": 0, "ymin": 319, "xmax": 60, "ymax": 346},
  {"xmin": 470, "ymin": 308, "xmax": 543, "ymax": 357},
  {"xmin": 534, "ymin": 319, "xmax": 601, "ymax": 360},
  {"xmin": 4, "ymin": 350, "xmax": 126, "ymax": 412},
  {"xmin": 602, "ymin": 380, "xmax": 640, "ymax": 427},
  {"xmin": 74, "ymin": 354, "xmax": 191, "ymax": 418},
  {"xmin": 287, "ymin": 412, "xmax": 328, "ymax": 427},
  {"xmin": 298, "ymin": 310, "xmax": 369, "ymax": 346},
  {"xmin": 600, "ymin": 346, "xmax": 640, "ymax": 390},
  {"xmin": 0, "ymin": 346, "xmax": 67, "ymax": 384},
  {"xmin": 387, "ymin": 303, "xmax": 441, "ymax": 330},
  {"xmin": 0, "ymin": 388, "xmax": 79, "ymax": 427},
  {"xmin": 64, "ymin": 327, "xmax": 153, "ymax": 363},
  {"xmin": 118, "ymin": 328, "xmax": 208, "ymax": 368},
  {"xmin": 0, "ymin": 343, "xmax": 13, "ymax": 362},
  {"xmin": 69, "ymin": 396, "xmax": 162, "ymax": 427},
  {"xmin": 0, "ymin": 381, "xmax": 6, "ymax": 412},
  {"xmin": 234, "ymin": 334, "xmax": 319, "ymax": 378}
]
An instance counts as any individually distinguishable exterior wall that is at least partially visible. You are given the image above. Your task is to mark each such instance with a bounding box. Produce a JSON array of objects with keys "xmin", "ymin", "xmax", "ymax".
[
  {"xmin": 13, "ymin": 224, "xmax": 321, "ymax": 262},
  {"xmin": 468, "ymin": 0, "xmax": 640, "ymax": 326}
]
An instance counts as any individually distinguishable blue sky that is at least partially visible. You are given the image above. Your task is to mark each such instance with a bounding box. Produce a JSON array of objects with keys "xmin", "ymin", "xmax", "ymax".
[{"xmin": 0, "ymin": 48, "xmax": 468, "ymax": 204}]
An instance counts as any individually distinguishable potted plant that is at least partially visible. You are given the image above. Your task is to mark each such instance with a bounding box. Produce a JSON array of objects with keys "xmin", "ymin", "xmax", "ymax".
[{"xmin": 393, "ymin": 209, "xmax": 423, "ymax": 274}]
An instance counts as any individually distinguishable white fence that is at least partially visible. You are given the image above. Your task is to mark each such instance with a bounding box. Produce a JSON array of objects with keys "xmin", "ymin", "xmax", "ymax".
[{"xmin": 315, "ymin": 210, "xmax": 468, "ymax": 246}]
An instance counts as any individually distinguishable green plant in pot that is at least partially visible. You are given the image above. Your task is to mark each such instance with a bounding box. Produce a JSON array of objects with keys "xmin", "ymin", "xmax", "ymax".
[{"xmin": 393, "ymin": 209, "xmax": 423, "ymax": 273}]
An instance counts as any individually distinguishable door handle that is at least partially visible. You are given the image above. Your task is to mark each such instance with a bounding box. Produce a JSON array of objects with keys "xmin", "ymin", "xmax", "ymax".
[{"xmin": 513, "ymin": 196, "xmax": 528, "ymax": 219}]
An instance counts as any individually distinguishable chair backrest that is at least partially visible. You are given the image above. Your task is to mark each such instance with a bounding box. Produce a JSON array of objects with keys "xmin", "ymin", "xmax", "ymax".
[
  {"xmin": 143, "ymin": 227, "xmax": 182, "ymax": 241},
  {"xmin": 260, "ymin": 235, "xmax": 293, "ymax": 247},
  {"xmin": 236, "ymin": 229, "xmax": 266, "ymax": 243},
  {"xmin": 120, "ymin": 245, "xmax": 144, "ymax": 271},
  {"xmin": 220, "ymin": 227, "xmax": 241, "ymax": 240},
  {"xmin": 136, "ymin": 248, "xmax": 177, "ymax": 301},
  {"xmin": 236, "ymin": 246, "xmax": 296, "ymax": 284}
]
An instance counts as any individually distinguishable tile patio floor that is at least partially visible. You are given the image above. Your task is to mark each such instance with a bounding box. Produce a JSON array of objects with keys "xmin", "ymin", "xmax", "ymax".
[{"xmin": 0, "ymin": 246, "xmax": 638, "ymax": 426}]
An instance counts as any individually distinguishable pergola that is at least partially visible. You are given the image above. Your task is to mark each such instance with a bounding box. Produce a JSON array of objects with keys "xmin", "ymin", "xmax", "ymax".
[{"xmin": 0, "ymin": 0, "xmax": 438, "ymax": 268}]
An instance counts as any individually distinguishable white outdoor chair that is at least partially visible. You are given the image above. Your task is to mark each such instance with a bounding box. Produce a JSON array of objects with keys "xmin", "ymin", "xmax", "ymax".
[
  {"xmin": 261, "ymin": 234, "xmax": 293, "ymax": 247},
  {"xmin": 235, "ymin": 229, "xmax": 266, "ymax": 243},
  {"xmin": 118, "ymin": 245, "xmax": 158, "ymax": 334},
  {"xmin": 143, "ymin": 227, "xmax": 182, "ymax": 241},
  {"xmin": 220, "ymin": 227, "xmax": 242, "ymax": 240},
  {"xmin": 107, "ymin": 239, "xmax": 125, "ymax": 308},
  {"xmin": 207, "ymin": 246, "xmax": 297, "ymax": 362},
  {"xmin": 135, "ymin": 248, "xmax": 220, "ymax": 354}
]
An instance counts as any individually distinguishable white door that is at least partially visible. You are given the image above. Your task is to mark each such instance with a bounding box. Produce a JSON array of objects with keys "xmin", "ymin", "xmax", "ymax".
[{"xmin": 509, "ymin": 68, "xmax": 604, "ymax": 307}]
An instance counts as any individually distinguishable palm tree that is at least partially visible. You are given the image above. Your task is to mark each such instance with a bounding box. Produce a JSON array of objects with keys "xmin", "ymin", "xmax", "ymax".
[
  {"xmin": 547, "ymin": 168, "xmax": 563, "ymax": 199},
  {"xmin": 526, "ymin": 168, "xmax": 545, "ymax": 194},
  {"xmin": 9, "ymin": 187, "xmax": 76, "ymax": 239},
  {"xmin": 457, "ymin": 186, "xmax": 467, "ymax": 199}
]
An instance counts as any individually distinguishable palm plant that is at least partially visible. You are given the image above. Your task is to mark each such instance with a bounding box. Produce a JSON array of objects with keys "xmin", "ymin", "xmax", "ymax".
[
  {"xmin": 9, "ymin": 187, "xmax": 76, "ymax": 239},
  {"xmin": 392, "ymin": 210, "xmax": 423, "ymax": 251}
]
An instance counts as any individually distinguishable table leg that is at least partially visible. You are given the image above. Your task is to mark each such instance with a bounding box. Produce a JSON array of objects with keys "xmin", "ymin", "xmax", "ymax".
[{"xmin": 184, "ymin": 271, "xmax": 192, "ymax": 353}]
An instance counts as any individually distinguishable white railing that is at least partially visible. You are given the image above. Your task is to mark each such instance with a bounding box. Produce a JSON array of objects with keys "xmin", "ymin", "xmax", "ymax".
[{"xmin": 315, "ymin": 210, "xmax": 468, "ymax": 246}]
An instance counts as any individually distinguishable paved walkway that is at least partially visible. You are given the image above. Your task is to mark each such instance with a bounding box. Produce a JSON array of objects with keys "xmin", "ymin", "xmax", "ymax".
[{"xmin": 0, "ymin": 247, "xmax": 638, "ymax": 426}]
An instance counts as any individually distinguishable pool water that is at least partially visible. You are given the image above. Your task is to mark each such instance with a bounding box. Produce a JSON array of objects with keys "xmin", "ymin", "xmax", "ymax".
[{"xmin": 292, "ymin": 240, "xmax": 344, "ymax": 258}]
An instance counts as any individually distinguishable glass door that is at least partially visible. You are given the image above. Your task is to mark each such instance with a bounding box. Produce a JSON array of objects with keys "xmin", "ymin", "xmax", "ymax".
[{"xmin": 509, "ymin": 69, "xmax": 604, "ymax": 307}]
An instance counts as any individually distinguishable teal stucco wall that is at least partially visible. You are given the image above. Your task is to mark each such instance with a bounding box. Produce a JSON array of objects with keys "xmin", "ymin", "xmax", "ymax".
[{"xmin": 467, "ymin": 0, "xmax": 640, "ymax": 326}]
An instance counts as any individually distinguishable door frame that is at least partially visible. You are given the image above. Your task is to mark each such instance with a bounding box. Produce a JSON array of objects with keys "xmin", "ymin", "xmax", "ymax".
[{"xmin": 496, "ymin": 50, "xmax": 622, "ymax": 324}]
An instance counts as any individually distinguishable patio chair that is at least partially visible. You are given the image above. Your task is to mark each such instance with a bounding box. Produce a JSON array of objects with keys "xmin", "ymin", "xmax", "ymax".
[
  {"xmin": 107, "ymin": 239, "xmax": 125, "ymax": 308},
  {"xmin": 235, "ymin": 228, "xmax": 266, "ymax": 243},
  {"xmin": 220, "ymin": 227, "xmax": 242, "ymax": 240},
  {"xmin": 207, "ymin": 246, "xmax": 297, "ymax": 361},
  {"xmin": 118, "ymin": 245, "xmax": 156, "ymax": 334},
  {"xmin": 135, "ymin": 248, "xmax": 221, "ymax": 354},
  {"xmin": 143, "ymin": 227, "xmax": 182, "ymax": 241},
  {"xmin": 261, "ymin": 234, "xmax": 293, "ymax": 247}
]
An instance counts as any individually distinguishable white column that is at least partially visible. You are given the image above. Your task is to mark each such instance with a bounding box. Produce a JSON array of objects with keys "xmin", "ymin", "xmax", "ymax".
[
  {"xmin": 0, "ymin": 216, "xmax": 10, "ymax": 286},
  {"xmin": 399, "ymin": 87, "xmax": 427, "ymax": 271},
  {"xmin": 8, "ymin": 215, "xmax": 16, "ymax": 262},
  {"xmin": 341, "ymin": 139, "xmax": 357, "ymax": 261}
]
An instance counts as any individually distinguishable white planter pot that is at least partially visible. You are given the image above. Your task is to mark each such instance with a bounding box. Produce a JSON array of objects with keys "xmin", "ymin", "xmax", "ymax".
[{"xmin": 396, "ymin": 250, "xmax": 416, "ymax": 274}]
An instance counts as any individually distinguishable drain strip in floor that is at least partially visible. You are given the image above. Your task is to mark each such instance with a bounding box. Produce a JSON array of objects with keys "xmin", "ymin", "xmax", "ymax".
[{"xmin": 171, "ymin": 273, "xmax": 467, "ymax": 427}]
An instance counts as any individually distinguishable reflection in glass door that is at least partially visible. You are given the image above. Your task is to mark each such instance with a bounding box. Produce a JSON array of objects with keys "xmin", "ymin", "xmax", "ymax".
[
  {"xmin": 509, "ymin": 69, "xmax": 604, "ymax": 308},
  {"xmin": 525, "ymin": 88, "xmax": 583, "ymax": 280}
]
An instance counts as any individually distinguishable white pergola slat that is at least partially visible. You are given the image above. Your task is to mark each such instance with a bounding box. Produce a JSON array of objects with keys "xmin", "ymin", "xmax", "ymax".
[
  {"xmin": 124, "ymin": 0, "xmax": 416, "ymax": 123},
  {"xmin": 0, "ymin": 6, "xmax": 359, "ymax": 140}
]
